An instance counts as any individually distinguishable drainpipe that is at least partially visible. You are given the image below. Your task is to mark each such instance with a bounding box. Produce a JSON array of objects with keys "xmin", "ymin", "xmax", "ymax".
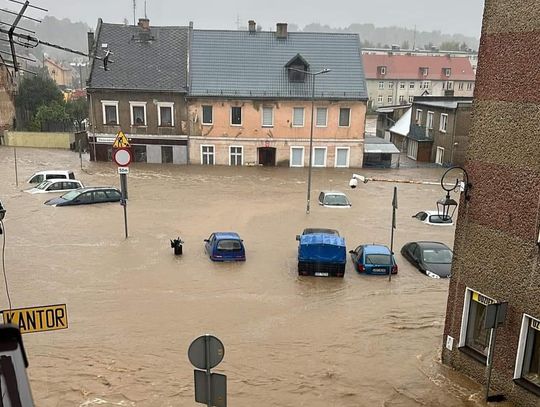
[{"xmin": 450, "ymin": 106, "xmax": 458, "ymax": 165}]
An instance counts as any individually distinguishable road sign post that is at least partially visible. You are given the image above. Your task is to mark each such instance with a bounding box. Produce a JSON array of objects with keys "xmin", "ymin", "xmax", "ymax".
[
  {"xmin": 112, "ymin": 131, "xmax": 131, "ymax": 239},
  {"xmin": 189, "ymin": 335, "xmax": 227, "ymax": 407}
]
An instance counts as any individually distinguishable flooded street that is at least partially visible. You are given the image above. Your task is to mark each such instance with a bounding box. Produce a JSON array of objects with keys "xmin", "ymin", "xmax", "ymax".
[{"xmin": 1, "ymin": 147, "xmax": 494, "ymax": 406}]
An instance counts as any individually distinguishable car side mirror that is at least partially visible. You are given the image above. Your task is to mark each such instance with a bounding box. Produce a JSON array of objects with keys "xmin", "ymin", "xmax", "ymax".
[
  {"xmin": 204, "ymin": 239, "xmax": 209, "ymax": 242},
  {"xmin": 295, "ymin": 235, "xmax": 300, "ymax": 241}
]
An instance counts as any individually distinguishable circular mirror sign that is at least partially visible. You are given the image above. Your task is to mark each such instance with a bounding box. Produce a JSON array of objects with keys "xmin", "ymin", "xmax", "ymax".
[{"xmin": 113, "ymin": 148, "xmax": 132, "ymax": 167}]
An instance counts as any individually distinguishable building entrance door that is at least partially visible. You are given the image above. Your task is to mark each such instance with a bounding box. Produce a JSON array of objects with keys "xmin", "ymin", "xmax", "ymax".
[{"xmin": 258, "ymin": 147, "xmax": 276, "ymax": 166}]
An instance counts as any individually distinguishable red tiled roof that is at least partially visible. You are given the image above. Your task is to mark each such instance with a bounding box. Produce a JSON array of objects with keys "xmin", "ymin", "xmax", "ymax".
[{"xmin": 362, "ymin": 54, "xmax": 475, "ymax": 81}]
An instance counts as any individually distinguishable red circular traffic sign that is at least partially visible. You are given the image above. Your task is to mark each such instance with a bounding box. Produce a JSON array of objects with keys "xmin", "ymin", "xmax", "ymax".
[{"xmin": 113, "ymin": 148, "xmax": 132, "ymax": 167}]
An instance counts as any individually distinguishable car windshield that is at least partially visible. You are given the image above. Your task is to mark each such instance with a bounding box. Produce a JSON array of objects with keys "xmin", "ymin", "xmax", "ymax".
[
  {"xmin": 324, "ymin": 194, "xmax": 349, "ymax": 206},
  {"xmin": 60, "ymin": 190, "xmax": 81, "ymax": 200},
  {"xmin": 423, "ymin": 249, "xmax": 453, "ymax": 264},
  {"xmin": 36, "ymin": 181, "xmax": 52, "ymax": 190},
  {"xmin": 428, "ymin": 214, "xmax": 453, "ymax": 224},
  {"xmin": 216, "ymin": 239, "xmax": 242, "ymax": 251},
  {"xmin": 365, "ymin": 254, "xmax": 392, "ymax": 265}
]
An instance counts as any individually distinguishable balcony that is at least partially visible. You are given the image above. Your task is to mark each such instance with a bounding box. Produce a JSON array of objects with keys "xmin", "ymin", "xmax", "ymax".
[{"xmin": 409, "ymin": 124, "xmax": 434, "ymax": 142}]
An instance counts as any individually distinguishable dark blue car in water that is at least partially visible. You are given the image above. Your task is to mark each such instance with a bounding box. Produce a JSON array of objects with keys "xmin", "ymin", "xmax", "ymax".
[
  {"xmin": 204, "ymin": 232, "xmax": 246, "ymax": 262},
  {"xmin": 349, "ymin": 244, "xmax": 398, "ymax": 275}
]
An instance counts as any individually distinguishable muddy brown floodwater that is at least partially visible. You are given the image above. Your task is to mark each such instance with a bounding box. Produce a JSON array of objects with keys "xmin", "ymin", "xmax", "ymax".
[{"xmin": 0, "ymin": 147, "xmax": 507, "ymax": 406}]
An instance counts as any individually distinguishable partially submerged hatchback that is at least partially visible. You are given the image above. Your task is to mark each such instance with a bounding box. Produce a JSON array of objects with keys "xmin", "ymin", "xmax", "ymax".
[
  {"xmin": 412, "ymin": 211, "xmax": 454, "ymax": 226},
  {"xmin": 44, "ymin": 187, "xmax": 122, "ymax": 206},
  {"xmin": 27, "ymin": 170, "xmax": 75, "ymax": 184},
  {"xmin": 349, "ymin": 244, "xmax": 398, "ymax": 275},
  {"xmin": 204, "ymin": 232, "xmax": 246, "ymax": 262},
  {"xmin": 25, "ymin": 179, "xmax": 84, "ymax": 194},
  {"xmin": 318, "ymin": 191, "xmax": 351, "ymax": 208}
]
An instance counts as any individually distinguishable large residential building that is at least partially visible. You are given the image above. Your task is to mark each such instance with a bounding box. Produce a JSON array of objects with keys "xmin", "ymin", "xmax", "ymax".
[
  {"xmin": 44, "ymin": 57, "xmax": 73, "ymax": 89},
  {"xmin": 188, "ymin": 23, "xmax": 368, "ymax": 167},
  {"xmin": 86, "ymin": 19, "xmax": 190, "ymax": 163},
  {"xmin": 441, "ymin": 1, "xmax": 540, "ymax": 406},
  {"xmin": 362, "ymin": 54, "xmax": 475, "ymax": 109}
]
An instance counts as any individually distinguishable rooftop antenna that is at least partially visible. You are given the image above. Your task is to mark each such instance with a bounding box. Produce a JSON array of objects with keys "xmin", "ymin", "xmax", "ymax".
[
  {"xmin": 412, "ymin": 25, "xmax": 416, "ymax": 50},
  {"xmin": 144, "ymin": 0, "xmax": 147, "ymax": 19},
  {"xmin": 236, "ymin": 13, "xmax": 240, "ymax": 30},
  {"xmin": 132, "ymin": 0, "xmax": 136, "ymax": 26},
  {"xmin": 0, "ymin": 0, "xmax": 111, "ymax": 73}
]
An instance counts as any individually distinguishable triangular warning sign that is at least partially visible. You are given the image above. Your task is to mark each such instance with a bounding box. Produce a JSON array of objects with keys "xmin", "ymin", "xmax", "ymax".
[{"xmin": 112, "ymin": 131, "xmax": 130, "ymax": 148}]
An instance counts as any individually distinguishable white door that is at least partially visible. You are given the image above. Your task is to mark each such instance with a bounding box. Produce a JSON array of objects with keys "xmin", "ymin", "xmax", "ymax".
[
  {"xmin": 436, "ymin": 146, "xmax": 444, "ymax": 165},
  {"xmin": 407, "ymin": 139, "xmax": 418, "ymax": 160}
]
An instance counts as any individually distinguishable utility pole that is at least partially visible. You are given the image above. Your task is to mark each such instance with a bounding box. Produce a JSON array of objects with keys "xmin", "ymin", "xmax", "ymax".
[{"xmin": 133, "ymin": 0, "xmax": 136, "ymax": 26}]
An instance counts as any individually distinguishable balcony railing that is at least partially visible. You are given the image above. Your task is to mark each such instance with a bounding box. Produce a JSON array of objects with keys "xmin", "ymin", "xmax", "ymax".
[{"xmin": 409, "ymin": 124, "xmax": 434, "ymax": 141}]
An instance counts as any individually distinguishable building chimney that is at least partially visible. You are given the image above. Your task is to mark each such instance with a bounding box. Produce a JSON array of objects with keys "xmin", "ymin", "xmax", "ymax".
[
  {"xmin": 276, "ymin": 23, "xmax": 288, "ymax": 39},
  {"xmin": 248, "ymin": 20, "xmax": 256, "ymax": 33},
  {"xmin": 87, "ymin": 31, "xmax": 95, "ymax": 55},
  {"xmin": 138, "ymin": 18, "xmax": 150, "ymax": 30}
]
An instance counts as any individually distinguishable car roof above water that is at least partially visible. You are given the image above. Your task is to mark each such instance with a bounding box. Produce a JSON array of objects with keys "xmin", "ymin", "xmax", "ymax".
[
  {"xmin": 363, "ymin": 245, "xmax": 391, "ymax": 254},
  {"xmin": 213, "ymin": 232, "xmax": 242, "ymax": 240}
]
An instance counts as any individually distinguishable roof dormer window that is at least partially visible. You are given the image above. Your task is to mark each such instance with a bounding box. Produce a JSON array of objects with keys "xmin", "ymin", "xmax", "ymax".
[
  {"xmin": 443, "ymin": 67, "xmax": 451, "ymax": 77},
  {"xmin": 420, "ymin": 67, "xmax": 429, "ymax": 76},
  {"xmin": 378, "ymin": 65, "xmax": 387, "ymax": 75},
  {"xmin": 286, "ymin": 54, "xmax": 310, "ymax": 83}
]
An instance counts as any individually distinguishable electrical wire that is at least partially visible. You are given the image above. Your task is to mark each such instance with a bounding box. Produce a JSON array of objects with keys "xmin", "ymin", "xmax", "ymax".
[{"xmin": 0, "ymin": 220, "xmax": 12, "ymax": 310}]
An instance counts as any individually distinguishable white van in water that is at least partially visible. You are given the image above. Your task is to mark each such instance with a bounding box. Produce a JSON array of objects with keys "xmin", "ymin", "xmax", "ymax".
[{"xmin": 27, "ymin": 170, "xmax": 75, "ymax": 184}]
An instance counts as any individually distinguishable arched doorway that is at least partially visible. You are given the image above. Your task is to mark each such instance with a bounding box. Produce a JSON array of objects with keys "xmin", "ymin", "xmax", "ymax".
[{"xmin": 257, "ymin": 147, "xmax": 276, "ymax": 166}]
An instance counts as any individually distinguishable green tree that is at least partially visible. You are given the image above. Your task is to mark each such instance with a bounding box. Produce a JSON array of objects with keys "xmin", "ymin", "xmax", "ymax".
[
  {"xmin": 16, "ymin": 72, "xmax": 63, "ymax": 129},
  {"xmin": 30, "ymin": 101, "xmax": 69, "ymax": 131},
  {"xmin": 66, "ymin": 98, "xmax": 88, "ymax": 131},
  {"xmin": 440, "ymin": 41, "xmax": 460, "ymax": 51}
]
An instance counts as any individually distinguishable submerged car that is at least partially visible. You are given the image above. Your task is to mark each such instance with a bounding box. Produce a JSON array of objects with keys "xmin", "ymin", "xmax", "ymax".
[
  {"xmin": 349, "ymin": 244, "xmax": 398, "ymax": 275},
  {"xmin": 318, "ymin": 191, "xmax": 351, "ymax": 208},
  {"xmin": 27, "ymin": 170, "xmax": 75, "ymax": 184},
  {"xmin": 44, "ymin": 187, "xmax": 122, "ymax": 206},
  {"xmin": 412, "ymin": 210, "xmax": 454, "ymax": 226},
  {"xmin": 25, "ymin": 179, "xmax": 84, "ymax": 194},
  {"xmin": 401, "ymin": 241, "xmax": 453, "ymax": 278},
  {"xmin": 204, "ymin": 232, "xmax": 246, "ymax": 262}
]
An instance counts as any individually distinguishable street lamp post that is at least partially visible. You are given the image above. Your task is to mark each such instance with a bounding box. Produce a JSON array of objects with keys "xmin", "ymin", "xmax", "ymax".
[{"xmin": 288, "ymin": 67, "xmax": 331, "ymax": 214}]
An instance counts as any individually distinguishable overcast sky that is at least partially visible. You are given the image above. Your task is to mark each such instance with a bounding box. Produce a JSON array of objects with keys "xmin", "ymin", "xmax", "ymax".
[{"xmin": 37, "ymin": 0, "xmax": 484, "ymax": 38}]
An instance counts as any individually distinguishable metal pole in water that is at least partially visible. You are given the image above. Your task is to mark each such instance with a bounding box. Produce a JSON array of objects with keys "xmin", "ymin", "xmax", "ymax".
[
  {"xmin": 205, "ymin": 335, "xmax": 212, "ymax": 407},
  {"xmin": 13, "ymin": 147, "xmax": 18, "ymax": 187}
]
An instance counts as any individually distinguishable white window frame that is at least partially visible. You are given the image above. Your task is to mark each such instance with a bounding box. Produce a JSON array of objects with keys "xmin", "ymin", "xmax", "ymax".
[
  {"xmin": 388, "ymin": 81, "xmax": 394, "ymax": 89},
  {"xmin": 101, "ymin": 100, "xmax": 119, "ymax": 125},
  {"xmin": 378, "ymin": 81, "xmax": 384, "ymax": 89},
  {"xmin": 440, "ymin": 113, "xmax": 448, "ymax": 132},
  {"xmin": 315, "ymin": 107, "xmax": 328, "ymax": 127},
  {"xmin": 415, "ymin": 109, "xmax": 423, "ymax": 124},
  {"xmin": 334, "ymin": 147, "xmax": 350, "ymax": 168},
  {"xmin": 399, "ymin": 95, "xmax": 405, "ymax": 103},
  {"xmin": 458, "ymin": 288, "xmax": 496, "ymax": 358},
  {"xmin": 444, "ymin": 68, "xmax": 451, "ymax": 77},
  {"xmin": 229, "ymin": 145, "xmax": 243, "ymax": 166},
  {"xmin": 467, "ymin": 82, "xmax": 474, "ymax": 91},
  {"xmin": 290, "ymin": 146, "xmax": 305, "ymax": 167},
  {"xmin": 312, "ymin": 147, "xmax": 327, "ymax": 167},
  {"xmin": 435, "ymin": 146, "xmax": 444, "ymax": 165},
  {"xmin": 377, "ymin": 95, "xmax": 383, "ymax": 104},
  {"xmin": 157, "ymin": 102, "xmax": 174, "ymax": 127},
  {"xmin": 379, "ymin": 66, "xmax": 386, "ymax": 75},
  {"xmin": 458, "ymin": 82, "xmax": 464, "ymax": 90},
  {"xmin": 387, "ymin": 95, "xmax": 393, "ymax": 104},
  {"xmin": 409, "ymin": 81, "xmax": 415, "ymax": 89},
  {"xmin": 202, "ymin": 105, "xmax": 213, "ymax": 125},
  {"xmin": 427, "ymin": 111, "xmax": 434, "ymax": 129},
  {"xmin": 338, "ymin": 107, "xmax": 351, "ymax": 128},
  {"xmin": 261, "ymin": 106, "xmax": 274, "ymax": 127},
  {"xmin": 399, "ymin": 82, "xmax": 405, "ymax": 89},
  {"xmin": 230, "ymin": 106, "xmax": 242, "ymax": 126},
  {"xmin": 446, "ymin": 81, "xmax": 454, "ymax": 90},
  {"xmin": 422, "ymin": 81, "xmax": 430, "ymax": 89},
  {"xmin": 292, "ymin": 107, "xmax": 305, "ymax": 127},
  {"xmin": 408, "ymin": 96, "xmax": 414, "ymax": 103},
  {"xmin": 129, "ymin": 101, "xmax": 147, "ymax": 126},
  {"xmin": 514, "ymin": 314, "xmax": 540, "ymax": 381},
  {"xmin": 200, "ymin": 144, "xmax": 215, "ymax": 165}
]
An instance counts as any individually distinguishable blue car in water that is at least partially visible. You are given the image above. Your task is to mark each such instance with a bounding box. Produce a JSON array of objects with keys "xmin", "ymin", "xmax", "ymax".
[
  {"xmin": 349, "ymin": 244, "xmax": 398, "ymax": 275},
  {"xmin": 204, "ymin": 232, "xmax": 246, "ymax": 262}
]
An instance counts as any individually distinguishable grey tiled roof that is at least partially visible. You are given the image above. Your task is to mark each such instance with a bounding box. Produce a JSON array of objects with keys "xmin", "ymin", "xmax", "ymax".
[
  {"xmin": 189, "ymin": 30, "xmax": 368, "ymax": 100},
  {"xmin": 88, "ymin": 22, "xmax": 189, "ymax": 92}
]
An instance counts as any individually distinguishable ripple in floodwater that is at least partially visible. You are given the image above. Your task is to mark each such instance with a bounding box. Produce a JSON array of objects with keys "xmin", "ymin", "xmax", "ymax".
[{"xmin": 0, "ymin": 148, "xmax": 495, "ymax": 407}]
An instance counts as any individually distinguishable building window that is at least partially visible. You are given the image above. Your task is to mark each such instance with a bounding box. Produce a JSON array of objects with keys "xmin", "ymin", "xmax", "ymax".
[
  {"xmin": 408, "ymin": 96, "xmax": 414, "ymax": 103},
  {"xmin": 399, "ymin": 82, "xmax": 405, "ymax": 89},
  {"xmin": 459, "ymin": 289, "xmax": 495, "ymax": 358},
  {"xmin": 378, "ymin": 65, "xmax": 386, "ymax": 75},
  {"xmin": 335, "ymin": 147, "xmax": 349, "ymax": 167},
  {"xmin": 231, "ymin": 106, "xmax": 242, "ymax": 126},
  {"xmin": 420, "ymin": 67, "xmax": 429, "ymax": 76},
  {"xmin": 415, "ymin": 109, "xmax": 423, "ymax": 124},
  {"xmin": 458, "ymin": 82, "xmax": 464, "ymax": 90},
  {"xmin": 378, "ymin": 81, "xmax": 384, "ymax": 89},
  {"xmin": 388, "ymin": 82, "xmax": 394, "ymax": 89},
  {"xmin": 201, "ymin": 145, "xmax": 215, "ymax": 165},
  {"xmin": 435, "ymin": 146, "xmax": 444, "ymax": 165},
  {"xmin": 339, "ymin": 108, "xmax": 351, "ymax": 127},
  {"xmin": 467, "ymin": 82, "xmax": 474, "ymax": 91},
  {"xmin": 157, "ymin": 102, "xmax": 174, "ymax": 127},
  {"xmin": 399, "ymin": 95, "xmax": 405, "ymax": 103},
  {"xmin": 161, "ymin": 146, "xmax": 173, "ymax": 163},
  {"xmin": 133, "ymin": 145, "xmax": 147, "ymax": 162},
  {"xmin": 407, "ymin": 139, "xmax": 418, "ymax": 160},
  {"xmin": 427, "ymin": 111, "xmax": 434, "ymax": 129},
  {"xmin": 316, "ymin": 107, "xmax": 327, "ymax": 127},
  {"xmin": 288, "ymin": 64, "xmax": 306, "ymax": 82},
  {"xmin": 444, "ymin": 67, "xmax": 451, "ymax": 77},
  {"xmin": 129, "ymin": 102, "xmax": 147, "ymax": 126},
  {"xmin": 202, "ymin": 105, "xmax": 213, "ymax": 125},
  {"xmin": 292, "ymin": 107, "xmax": 304, "ymax": 127},
  {"xmin": 313, "ymin": 147, "xmax": 327, "ymax": 167},
  {"xmin": 387, "ymin": 96, "xmax": 393, "ymax": 104},
  {"xmin": 515, "ymin": 315, "xmax": 540, "ymax": 389},
  {"xmin": 409, "ymin": 81, "xmax": 415, "ymax": 89},
  {"xmin": 229, "ymin": 146, "xmax": 243, "ymax": 166},
  {"xmin": 421, "ymin": 81, "xmax": 430, "ymax": 89},
  {"xmin": 290, "ymin": 146, "xmax": 304, "ymax": 167},
  {"xmin": 262, "ymin": 106, "xmax": 273, "ymax": 127},
  {"xmin": 446, "ymin": 81, "xmax": 454, "ymax": 90},
  {"xmin": 101, "ymin": 101, "xmax": 119, "ymax": 125},
  {"xmin": 440, "ymin": 113, "xmax": 448, "ymax": 132},
  {"xmin": 377, "ymin": 95, "xmax": 383, "ymax": 104}
]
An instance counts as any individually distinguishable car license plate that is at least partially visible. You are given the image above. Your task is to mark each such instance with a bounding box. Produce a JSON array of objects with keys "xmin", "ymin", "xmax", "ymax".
[
  {"xmin": 315, "ymin": 272, "xmax": 329, "ymax": 277},
  {"xmin": 373, "ymin": 268, "xmax": 386, "ymax": 273}
]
